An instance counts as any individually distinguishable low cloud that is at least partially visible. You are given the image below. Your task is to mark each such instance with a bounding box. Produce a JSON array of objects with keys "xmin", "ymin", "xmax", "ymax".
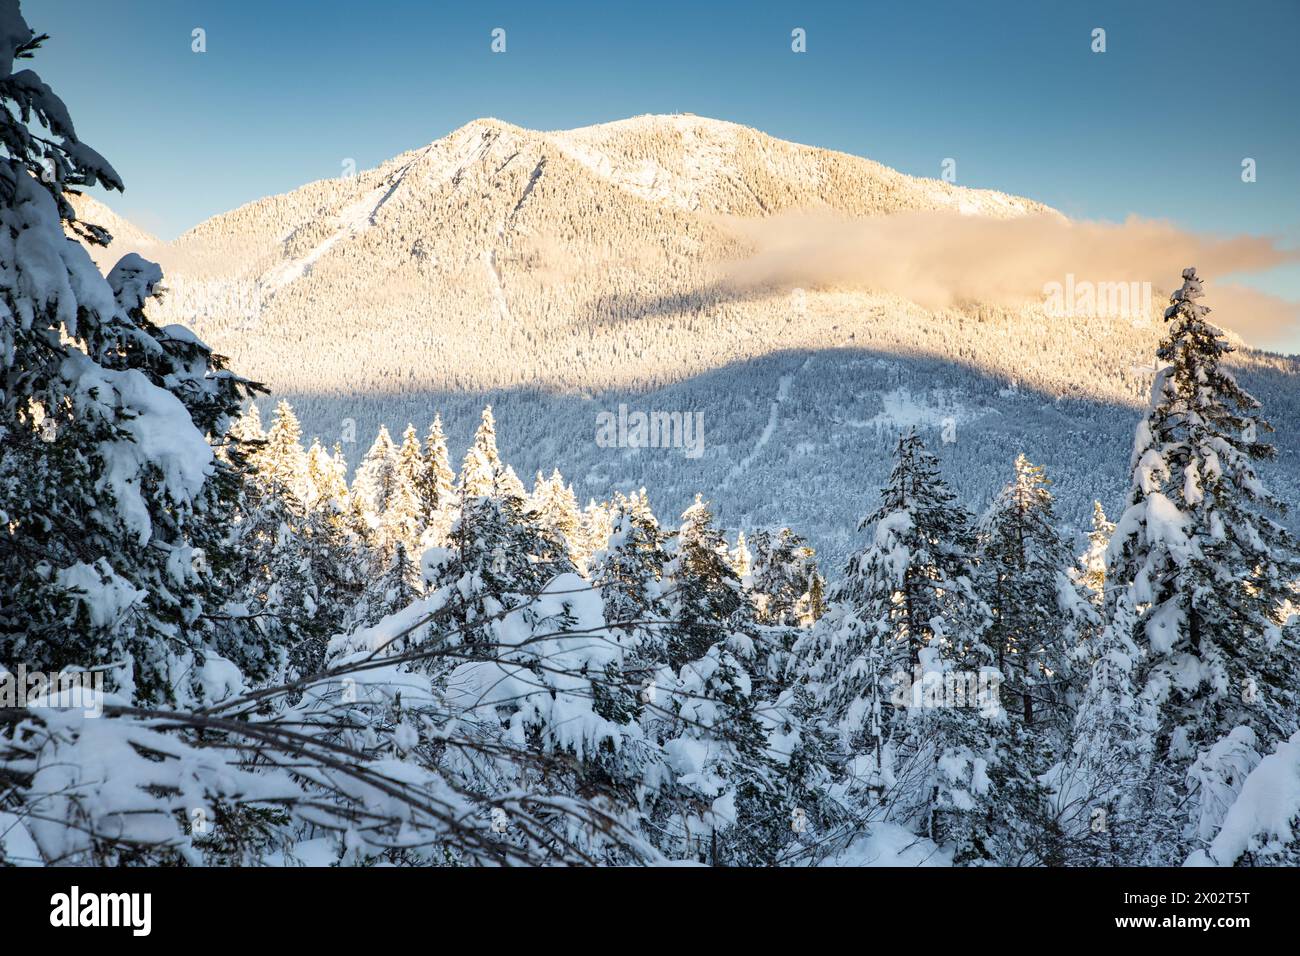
[{"xmin": 717, "ymin": 210, "xmax": 1300, "ymax": 349}]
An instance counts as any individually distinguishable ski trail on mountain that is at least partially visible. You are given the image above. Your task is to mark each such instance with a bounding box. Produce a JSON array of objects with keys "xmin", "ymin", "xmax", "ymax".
[
  {"xmin": 482, "ymin": 248, "xmax": 511, "ymax": 324},
  {"xmin": 262, "ymin": 147, "xmax": 434, "ymax": 296},
  {"xmin": 507, "ymin": 156, "xmax": 546, "ymax": 227},
  {"xmin": 722, "ymin": 355, "xmax": 809, "ymax": 488}
]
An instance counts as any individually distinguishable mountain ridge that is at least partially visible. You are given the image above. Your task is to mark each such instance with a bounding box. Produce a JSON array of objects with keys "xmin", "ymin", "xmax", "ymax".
[{"xmin": 67, "ymin": 114, "xmax": 1300, "ymax": 567}]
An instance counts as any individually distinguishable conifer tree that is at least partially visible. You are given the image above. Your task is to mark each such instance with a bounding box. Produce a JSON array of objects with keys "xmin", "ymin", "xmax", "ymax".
[
  {"xmin": 655, "ymin": 644, "xmax": 784, "ymax": 866},
  {"xmin": 377, "ymin": 423, "xmax": 426, "ymax": 558},
  {"xmin": 459, "ymin": 405, "xmax": 505, "ymax": 499},
  {"xmin": 1053, "ymin": 597, "xmax": 1160, "ymax": 865},
  {"xmin": 0, "ymin": 17, "xmax": 264, "ymax": 702},
  {"xmin": 229, "ymin": 402, "xmax": 265, "ymax": 447},
  {"xmin": 417, "ymin": 413, "xmax": 456, "ymax": 543},
  {"xmin": 423, "ymin": 491, "xmax": 571, "ymax": 656},
  {"xmin": 835, "ymin": 429, "xmax": 989, "ymax": 675},
  {"xmin": 976, "ymin": 454, "xmax": 1095, "ymax": 732},
  {"xmin": 591, "ymin": 491, "xmax": 671, "ymax": 665},
  {"xmin": 1107, "ymin": 268, "xmax": 1300, "ymax": 766},
  {"xmin": 748, "ymin": 527, "xmax": 820, "ymax": 627},
  {"xmin": 261, "ymin": 400, "xmax": 310, "ymax": 500},
  {"xmin": 531, "ymin": 467, "xmax": 582, "ymax": 555},
  {"xmin": 730, "ymin": 530, "xmax": 752, "ymax": 580},
  {"xmin": 1075, "ymin": 501, "xmax": 1114, "ymax": 605},
  {"xmin": 304, "ymin": 438, "xmax": 348, "ymax": 514},
  {"xmin": 353, "ymin": 425, "xmax": 399, "ymax": 517},
  {"xmin": 355, "ymin": 541, "xmax": 422, "ymax": 627},
  {"xmin": 664, "ymin": 495, "xmax": 748, "ymax": 669},
  {"xmin": 577, "ymin": 498, "xmax": 614, "ymax": 572}
]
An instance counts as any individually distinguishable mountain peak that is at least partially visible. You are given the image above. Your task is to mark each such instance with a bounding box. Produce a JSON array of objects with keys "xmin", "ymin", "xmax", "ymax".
[{"xmin": 59, "ymin": 116, "xmax": 1298, "ymax": 571}]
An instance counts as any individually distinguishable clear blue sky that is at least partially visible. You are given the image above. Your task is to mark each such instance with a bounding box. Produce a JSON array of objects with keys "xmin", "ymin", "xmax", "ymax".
[{"xmin": 36, "ymin": 0, "xmax": 1300, "ymax": 345}]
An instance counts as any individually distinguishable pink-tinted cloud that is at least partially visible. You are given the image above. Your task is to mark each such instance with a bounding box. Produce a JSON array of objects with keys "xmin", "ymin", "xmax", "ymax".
[{"xmin": 718, "ymin": 211, "xmax": 1299, "ymax": 348}]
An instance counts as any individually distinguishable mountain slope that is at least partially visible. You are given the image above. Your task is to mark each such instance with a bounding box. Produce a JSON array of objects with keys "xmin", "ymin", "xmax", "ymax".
[{"xmin": 75, "ymin": 115, "xmax": 1300, "ymax": 566}]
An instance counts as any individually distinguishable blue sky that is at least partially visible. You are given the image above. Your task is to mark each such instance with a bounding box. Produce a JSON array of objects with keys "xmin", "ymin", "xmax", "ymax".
[{"xmin": 35, "ymin": 0, "xmax": 1300, "ymax": 347}]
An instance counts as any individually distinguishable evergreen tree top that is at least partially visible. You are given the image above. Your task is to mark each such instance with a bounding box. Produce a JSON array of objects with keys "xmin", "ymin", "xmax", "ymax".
[{"xmin": 0, "ymin": 7, "xmax": 122, "ymax": 239}]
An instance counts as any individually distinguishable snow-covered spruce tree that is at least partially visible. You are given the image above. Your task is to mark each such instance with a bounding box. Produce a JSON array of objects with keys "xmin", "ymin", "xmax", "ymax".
[
  {"xmin": 590, "ymin": 490, "xmax": 671, "ymax": 662},
  {"xmin": 900, "ymin": 645, "xmax": 1066, "ymax": 865},
  {"xmin": 228, "ymin": 478, "xmax": 316, "ymax": 679},
  {"xmin": 1105, "ymin": 268, "xmax": 1300, "ymax": 845},
  {"xmin": 0, "ymin": 14, "xmax": 264, "ymax": 704},
  {"xmin": 352, "ymin": 424, "xmax": 399, "ymax": 534},
  {"xmin": 577, "ymin": 497, "xmax": 614, "ymax": 572},
  {"xmin": 730, "ymin": 530, "xmax": 752, "ymax": 581},
  {"xmin": 794, "ymin": 430, "xmax": 986, "ymax": 753},
  {"xmin": 373, "ymin": 424, "xmax": 425, "ymax": 563},
  {"xmin": 353, "ymin": 540, "xmax": 422, "ymax": 628},
  {"xmin": 583, "ymin": 491, "xmax": 685, "ymax": 826},
  {"xmin": 530, "ymin": 467, "xmax": 582, "ymax": 558},
  {"xmin": 748, "ymin": 527, "xmax": 820, "ymax": 627},
  {"xmin": 1075, "ymin": 500, "xmax": 1115, "ymax": 606},
  {"xmin": 227, "ymin": 401, "xmax": 372, "ymax": 681},
  {"xmin": 653, "ymin": 642, "xmax": 786, "ymax": 865},
  {"xmin": 416, "ymin": 413, "xmax": 456, "ymax": 545},
  {"xmin": 790, "ymin": 603, "xmax": 890, "ymax": 796},
  {"xmin": 458, "ymin": 404, "xmax": 504, "ymax": 500},
  {"xmin": 976, "ymin": 454, "xmax": 1095, "ymax": 735},
  {"xmin": 419, "ymin": 408, "xmax": 565, "ymax": 646},
  {"xmin": 1053, "ymin": 598, "xmax": 1162, "ymax": 865},
  {"xmin": 226, "ymin": 486, "xmax": 320, "ymax": 680},
  {"xmin": 805, "ymin": 568, "xmax": 828, "ymax": 625},
  {"xmin": 259, "ymin": 399, "xmax": 310, "ymax": 499},
  {"xmin": 794, "ymin": 431, "xmax": 1063, "ymax": 863},
  {"xmin": 663, "ymin": 494, "xmax": 749, "ymax": 669},
  {"xmin": 304, "ymin": 437, "xmax": 348, "ymax": 514},
  {"xmin": 834, "ymin": 429, "xmax": 989, "ymax": 678}
]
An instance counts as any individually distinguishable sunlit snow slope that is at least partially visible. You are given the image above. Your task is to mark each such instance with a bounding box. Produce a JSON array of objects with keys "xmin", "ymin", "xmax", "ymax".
[{"xmin": 72, "ymin": 115, "xmax": 1300, "ymax": 567}]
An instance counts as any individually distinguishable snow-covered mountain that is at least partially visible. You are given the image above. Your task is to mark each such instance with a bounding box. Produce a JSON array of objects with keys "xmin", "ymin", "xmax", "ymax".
[{"xmin": 73, "ymin": 114, "xmax": 1300, "ymax": 566}]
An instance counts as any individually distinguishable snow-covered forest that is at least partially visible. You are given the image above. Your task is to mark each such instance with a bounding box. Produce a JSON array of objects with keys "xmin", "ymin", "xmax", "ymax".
[
  {"xmin": 3, "ymin": 2, "xmax": 1300, "ymax": 869},
  {"xmin": 64, "ymin": 112, "xmax": 1300, "ymax": 572}
]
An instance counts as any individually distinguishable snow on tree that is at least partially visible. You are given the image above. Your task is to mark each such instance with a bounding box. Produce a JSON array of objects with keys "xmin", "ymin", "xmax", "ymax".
[
  {"xmin": 663, "ymin": 494, "xmax": 750, "ymax": 670},
  {"xmin": 1106, "ymin": 268, "xmax": 1300, "ymax": 801},
  {"xmin": 730, "ymin": 530, "xmax": 752, "ymax": 581},
  {"xmin": 1186, "ymin": 729, "xmax": 1300, "ymax": 866},
  {"xmin": 530, "ymin": 467, "xmax": 582, "ymax": 558},
  {"xmin": 260, "ymin": 400, "xmax": 310, "ymax": 500},
  {"xmin": 354, "ymin": 540, "xmax": 422, "ymax": 628},
  {"xmin": 229, "ymin": 401, "xmax": 265, "ymax": 446},
  {"xmin": 590, "ymin": 491, "xmax": 670, "ymax": 647},
  {"xmin": 653, "ymin": 643, "xmax": 786, "ymax": 865},
  {"xmin": 374, "ymin": 423, "xmax": 426, "ymax": 560},
  {"xmin": 576, "ymin": 497, "xmax": 614, "ymax": 572},
  {"xmin": 421, "ymin": 490, "xmax": 570, "ymax": 659},
  {"xmin": 748, "ymin": 527, "xmax": 820, "ymax": 627},
  {"xmin": 351, "ymin": 424, "xmax": 399, "ymax": 523},
  {"xmin": 304, "ymin": 438, "xmax": 348, "ymax": 514},
  {"xmin": 458, "ymin": 404, "xmax": 505, "ymax": 499},
  {"xmin": 0, "ymin": 9, "xmax": 263, "ymax": 704},
  {"xmin": 416, "ymin": 413, "xmax": 456, "ymax": 545},
  {"xmin": 976, "ymin": 454, "xmax": 1095, "ymax": 734},
  {"xmin": 833, "ymin": 429, "xmax": 989, "ymax": 680},
  {"xmin": 1074, "ymin": 500, "xmax": 1115, "ymax": 605},
  {"xmin": 791, "ymin": 431, "xmax": 1068, "ymax": 864}
]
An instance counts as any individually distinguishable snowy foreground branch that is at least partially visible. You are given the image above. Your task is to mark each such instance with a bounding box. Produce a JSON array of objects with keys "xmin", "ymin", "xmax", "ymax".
[{"xmin": 0, "ymin": 601, "xmax": 661, "ymax": 867}]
